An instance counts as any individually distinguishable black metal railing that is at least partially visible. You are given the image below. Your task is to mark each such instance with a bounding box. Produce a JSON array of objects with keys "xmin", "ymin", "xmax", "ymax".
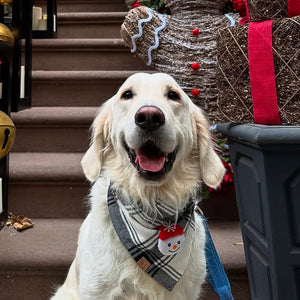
[
  {"xmin": 0, "ymin": 41, "xmax": 13, "ymax": 229},
  {"xmin": 0, "ymin": 0, "xmax": 57, "ymax": 228},
  {"xmin": 11, "ymin": 0, "xmax": 33, "ymax": 111}
]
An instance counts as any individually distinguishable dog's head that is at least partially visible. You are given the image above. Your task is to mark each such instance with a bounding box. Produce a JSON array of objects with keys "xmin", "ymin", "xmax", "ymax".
[{"xmin": 81, "ymin": 73, "xmax": 225, "ymax": 200}]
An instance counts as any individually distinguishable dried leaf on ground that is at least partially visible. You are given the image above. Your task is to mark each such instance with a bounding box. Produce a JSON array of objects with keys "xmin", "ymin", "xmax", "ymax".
[
  {"xmin": 234, "ymin": 242, "xmax": 244, "ymax": 246},
  {"xmin": 6, "ymin": 212, "xmax": 34, "ymax": 231}
]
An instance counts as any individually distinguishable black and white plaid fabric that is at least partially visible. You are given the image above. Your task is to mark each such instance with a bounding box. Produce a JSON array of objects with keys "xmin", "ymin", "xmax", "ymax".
[{"xmin": 107, "ymin": 183, "xmax": 197, "ymax": 291}]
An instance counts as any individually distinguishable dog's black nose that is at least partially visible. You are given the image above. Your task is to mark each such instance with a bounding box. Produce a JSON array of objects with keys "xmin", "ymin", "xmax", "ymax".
[{"xmin": 135, "ymin": 106, "xmax": 165, "ymax": 130}]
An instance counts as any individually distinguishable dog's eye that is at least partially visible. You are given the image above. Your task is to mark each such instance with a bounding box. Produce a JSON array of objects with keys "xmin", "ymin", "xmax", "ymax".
[
  {"xmin": 121, "ymin": 90, "xmax": 133, "ymax": 100},
  {"xmin": 167, "ymin": 90, "xmax": 180, "ymax": 101}
]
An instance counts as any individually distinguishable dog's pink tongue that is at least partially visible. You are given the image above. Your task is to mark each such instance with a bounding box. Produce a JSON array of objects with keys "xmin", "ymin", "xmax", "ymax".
[{"xmin": 135, "ymin": 151, "xmax": 166, "ymax": 172}]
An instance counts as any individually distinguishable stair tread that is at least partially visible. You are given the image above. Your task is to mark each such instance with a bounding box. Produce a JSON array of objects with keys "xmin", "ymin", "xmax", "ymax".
[
  {"xmin": 0, "ymin": 218, "xmax": 82, "ymax": 270},
  {"xmin": 31, "ymin": 70, "xmax": 154, "ymax": 107},
  {"xmin": 32, "ymin": 70, "xmax": 151, "ymax": 80},
  {"xmin": 31, "ymin": 38, "xmax": 149, "ymax": 71},
  {"xmin": 56, "ymin": 11, "xmax": 127, "ymax": 39},
  {"xmin": 31, "ymin": 39, "xmax": 147, "ymax": 71},
  {"xmin": 32, "ymin": 38, "xmax": 126, "ymax": 48},
  {"xmin": 206, "ymin": 221, "xmax": 245, "ymax": 273},
  {"xmin": 0, "ymin": 219, "xmax": 246, "ymax": 273},
  {"xmin": 58, "ymin": 11, "xmax": 127, "ymax": 20},
  {"xmin": 9, "ymin": 152, "xmax": 85, "ymax": 182},
  {"xmin": 57, "ymin": 0, "xmax": 128, "ymax": 13},
  {"xmin": 11, "ymin": 106, "xmax": 98, "ymax": 124}
]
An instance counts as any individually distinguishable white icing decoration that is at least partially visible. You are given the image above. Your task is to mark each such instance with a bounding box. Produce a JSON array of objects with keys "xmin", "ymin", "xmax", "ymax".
[
  {"xmin": 146, "ymin": 14, "xmax": 166, "ymax": 66},
  {"xmin": 131, "ymin": 8, "xmax": 153, "ymax": 53},
  {"xmin": 225, "ymin": 13, "xmax": 236, "ymax": 27}
]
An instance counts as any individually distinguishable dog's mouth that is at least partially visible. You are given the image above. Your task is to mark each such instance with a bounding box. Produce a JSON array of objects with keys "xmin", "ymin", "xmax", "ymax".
[{"xmin": 124, "ymin": 141, "xmax": 177, "ymax": 181}]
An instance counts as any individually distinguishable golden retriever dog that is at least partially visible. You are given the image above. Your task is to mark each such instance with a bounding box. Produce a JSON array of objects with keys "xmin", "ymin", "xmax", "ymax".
[{"xmin": 52, "ymin": 73, "xmax": 225, "ymax": 300}]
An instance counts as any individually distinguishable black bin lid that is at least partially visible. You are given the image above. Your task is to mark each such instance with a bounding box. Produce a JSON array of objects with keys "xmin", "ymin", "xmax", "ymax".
[{"xmin": 217, "ymin": 123, "xmax": 300, "ymax": 146}]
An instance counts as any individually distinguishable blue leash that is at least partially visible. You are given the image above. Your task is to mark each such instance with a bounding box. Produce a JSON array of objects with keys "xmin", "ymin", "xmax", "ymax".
[{"xmin": 197, "ymin": 209, "xmax": 234, "ymax": 300}]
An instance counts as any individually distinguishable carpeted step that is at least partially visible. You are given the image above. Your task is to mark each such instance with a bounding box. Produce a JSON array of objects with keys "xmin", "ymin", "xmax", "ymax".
[
  {"xmin": 200, "ymin": 221, "xmax": 250, "ymax": 299},
  {"xmin": 8, "ymin": 152, "xmax": 89, "ymax": 218},
  {"xmin": 11, "ymin": 107, "xmax": 97, "ymax": 152},
  {"xmin": 31, "ymin": 70, "xmax": 152, "ymax": 107},
  {"xmin": 32, "ymin": 39, "xmax": 149, "ymax": 71},
  {"xmin": 57, "ymin": 12, "xmax": 127, "ymax": 39},
  {"xmin": 0, "ymin": 218, "xmax": 82, "ymax": 300},
  {"xmin": 0, "ymin": 219, "xmax": 250, "ymax": 300},
  {"xmin": 57, "ymin": 0, "xmax": 127, "ymax": 13}
]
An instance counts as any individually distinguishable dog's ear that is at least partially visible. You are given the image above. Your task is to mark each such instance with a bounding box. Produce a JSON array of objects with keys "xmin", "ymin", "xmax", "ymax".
[
  {"xmin": 192, "ymin": 105, "xmax": 225, "ymax": 189},
  {"xmin": 81, "ymin": 100, "xmax": 113, "ymax": 182}
]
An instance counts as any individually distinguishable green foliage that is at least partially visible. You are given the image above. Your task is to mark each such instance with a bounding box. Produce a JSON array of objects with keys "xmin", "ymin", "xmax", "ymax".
[
  {"xmin": 215, "ymin": 138, "xmax": 231, "ymax": 163},
  {"xmin": 202, "ymin": 186, "xmax": 211, "ymax": 200},
  {"xmin": 223, "ymin": 1, "xmax": 234, "ymax": 13},
  {"xmin": 141, "ymin": 0, "xmax": 234, "ymax": 14},
  {"xmin": 141, "ymin": 0, "xmax": 170, "ymax": 13}
]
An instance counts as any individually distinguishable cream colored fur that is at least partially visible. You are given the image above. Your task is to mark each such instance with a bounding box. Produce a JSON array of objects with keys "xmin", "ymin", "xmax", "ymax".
[{"xmin": 51, "ymin": 73, "xmax": 225, "ymax": 300}]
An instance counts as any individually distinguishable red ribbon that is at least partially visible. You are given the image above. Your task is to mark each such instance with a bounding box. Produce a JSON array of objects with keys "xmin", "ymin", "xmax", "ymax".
[
  {"xmin": 248, "ymin": 21, "xmax": 281, "ymax": 125},
  {"xmin": 288, "ymin": 0, "xmax": 300, "ymax": 17},
  {"xmin": 244, "ymin": 0, "xmax": 250, "ymax": 22}
]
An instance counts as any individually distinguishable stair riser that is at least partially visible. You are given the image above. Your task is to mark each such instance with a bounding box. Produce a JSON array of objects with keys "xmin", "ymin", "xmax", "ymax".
[
  {"xmin": 201, "ymin": 278, "xmax": 251, "ymax": 299},
  {"xmin": 200, "ymin": 194, "xmax": 239, "ymax": 221},
  {"xmin": 0, "ymin": 271, "xmax": 250, "ymax": 300},
  {"xmin": 32, "ymin": 76, "xmax": 126, "ymax": 107},
  {"xmin": 0, "ymin": 246, "xmax": 251, "ymax": 300},
  {"xmin": 32, "ymin": 46, "xmax": 146, "ymax": 71},
  {"xmin": 57, "ymin": 19, "xmax": 124, "ymax": 39},
  {"xmin": 57, "ymin": 0, "xmax": 128, "ymax": 12},
  {"xmin": 8, "ymin": 182, "xmax": 89, "ymax": 218},
  {"xmin": 11, "ymin": 125, "xmax": 90, "ymax": 152},
  {"xmin": 0, "ymin": 270, "xmax": 68, "ymax": 300},
  {"xmin": 0, "ymin": 270, "xmax": 251, "ymax": 300}
]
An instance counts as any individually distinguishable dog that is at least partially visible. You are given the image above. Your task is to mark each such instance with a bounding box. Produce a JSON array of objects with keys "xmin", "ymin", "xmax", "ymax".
[{"xmin": 51, "ymin": 73, "xmax": 225, "ymax": 300}]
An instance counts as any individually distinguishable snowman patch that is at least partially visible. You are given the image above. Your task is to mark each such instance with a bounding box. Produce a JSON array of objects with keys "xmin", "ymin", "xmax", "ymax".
[{"xmin": 158, "ymin": 223, "xmax": 185, "ymax": 256}]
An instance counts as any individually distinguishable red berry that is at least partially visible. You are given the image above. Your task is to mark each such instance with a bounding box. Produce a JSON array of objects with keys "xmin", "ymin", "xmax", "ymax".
[
  {"xmin": 191, "ymin": 89, "xmax": 200, "ymax": 97},
  {"xmin": 192, "ymin": 28, "xmax": 200, "ymax": 36},
  {"xmin": 191, "ymin": 63, "xmax": 200, "ymax": 70},
  {"xmin": 132, "ymin": 0, "xmax": 140, "ymax": 8}
]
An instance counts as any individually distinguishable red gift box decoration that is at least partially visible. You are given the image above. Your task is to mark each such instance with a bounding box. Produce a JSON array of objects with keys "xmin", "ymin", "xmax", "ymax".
[
  {"xmin": 248, "ymin": 21, "xmax": 281, "ymax": 125},
  {"xmin": 288, "ymin": 0, "xmax": 300, "ymax": 17}
]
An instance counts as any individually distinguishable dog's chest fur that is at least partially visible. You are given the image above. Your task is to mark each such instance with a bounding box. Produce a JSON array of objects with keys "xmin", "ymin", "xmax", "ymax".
[{"xmin": 77, "ymin": 178, "xmax": 207, "ymax": 300}]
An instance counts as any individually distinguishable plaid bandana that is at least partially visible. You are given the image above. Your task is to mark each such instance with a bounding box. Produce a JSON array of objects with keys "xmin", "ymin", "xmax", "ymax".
[{"xmin": 107, "ymin": 183, "xmax": 196, "ymax": 291}]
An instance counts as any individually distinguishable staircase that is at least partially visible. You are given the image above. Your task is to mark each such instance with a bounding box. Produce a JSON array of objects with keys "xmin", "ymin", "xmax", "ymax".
[{"xmin": 0, "ymin": 1, "xmax": 250, "ymax": 299}]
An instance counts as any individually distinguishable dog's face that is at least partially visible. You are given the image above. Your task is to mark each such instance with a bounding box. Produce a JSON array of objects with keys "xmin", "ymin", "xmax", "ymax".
[
  {"xmin": 113, "ymin": 73, "xmax": 193, "ymax": 182},
  {"xmin": 82, "ymin": 73, "xmax": 225, "ymax": 201}
]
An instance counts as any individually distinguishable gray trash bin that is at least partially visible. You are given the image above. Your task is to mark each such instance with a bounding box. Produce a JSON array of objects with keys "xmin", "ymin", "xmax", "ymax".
[{"xmin": 217, "ymin": 123, "xmax": 300, "ymax": 300}]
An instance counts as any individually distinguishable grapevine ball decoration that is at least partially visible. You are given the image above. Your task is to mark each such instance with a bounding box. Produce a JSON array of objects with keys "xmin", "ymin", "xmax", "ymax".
[{"xmin": 120, "ymin": 0, "xmax": 239, "ymax": 124}]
